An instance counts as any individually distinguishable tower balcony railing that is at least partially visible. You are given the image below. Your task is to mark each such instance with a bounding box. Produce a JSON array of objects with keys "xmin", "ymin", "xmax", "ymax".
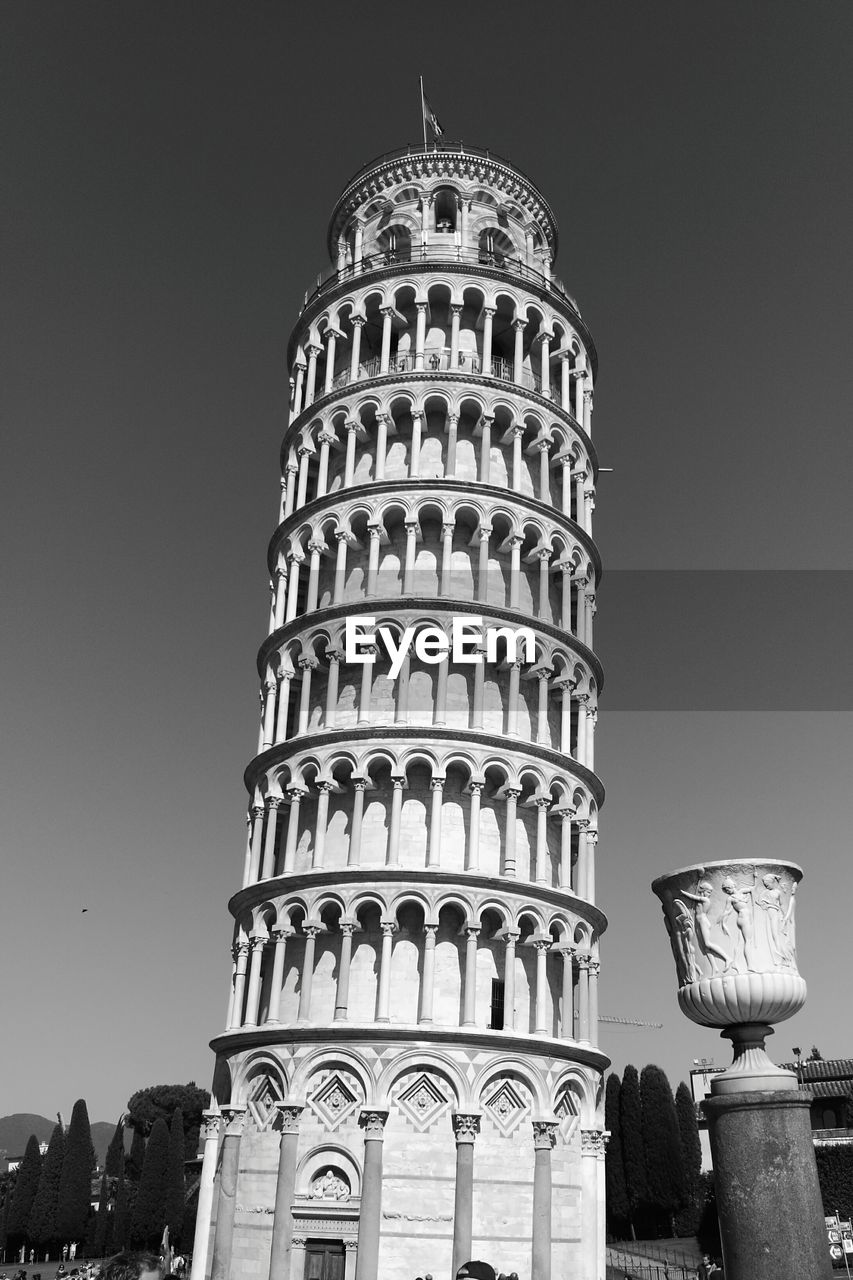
[
  {"xmin": 326, "ymin": 345, "xmax": 561, "ymax": 403},
  {"xmin": 299, "ymin": 243, "xmax": 580, "ymax": 316}
]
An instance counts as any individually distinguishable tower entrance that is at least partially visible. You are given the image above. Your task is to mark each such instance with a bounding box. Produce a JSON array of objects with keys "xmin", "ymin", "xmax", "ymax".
[{"xmin": 304, "ymin": 1238, "xmax": 345, "ymax": 1280}]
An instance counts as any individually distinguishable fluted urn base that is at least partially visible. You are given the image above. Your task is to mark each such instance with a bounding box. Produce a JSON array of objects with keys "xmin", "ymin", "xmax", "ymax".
[
  {"xmin": 710, "ymin": 1023, "xmax": 797, "ymax": 1095},
  {"xmin": 677, "ymin": 971, "xmax": 806, "ymax": 1028}
]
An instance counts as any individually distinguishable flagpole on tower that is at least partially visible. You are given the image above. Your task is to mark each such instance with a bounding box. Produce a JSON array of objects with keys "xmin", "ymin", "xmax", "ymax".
[{"xmin": 419, "ymin": 75, "xmax": 428, "ymax": 152}]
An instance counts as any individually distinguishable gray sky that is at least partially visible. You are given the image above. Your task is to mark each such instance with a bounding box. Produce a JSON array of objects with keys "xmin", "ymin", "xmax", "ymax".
[{"xmin": 3, "ymin": 1, "xmax": 852, "ymax": 1123}]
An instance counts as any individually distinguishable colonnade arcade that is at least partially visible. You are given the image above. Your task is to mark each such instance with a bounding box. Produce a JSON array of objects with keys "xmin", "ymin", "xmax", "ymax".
[
  {"xmin": 258, "ymin": 610, "xmax": 597, "ymax": 756},
  {"xmin": 241, "ymin": 744, "xmax": 600, "ymax": 894},
  {"xmin": 289, "ymin": 277, "xmax": 594, "ymax": 430},
  {"xmin": 280, "ymin": 388, "xmax": 595, "ymax": 526},
  {"xmin": 225, "ymin": 889, "xmax": 601, "ymax": 1046},
  {"xmin": 270, "ymin": 491, "xmax": 597, "ymax": 640}
]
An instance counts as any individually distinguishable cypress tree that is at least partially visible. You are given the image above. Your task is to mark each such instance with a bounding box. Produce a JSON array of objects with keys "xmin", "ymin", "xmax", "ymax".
[
  {"xmin": 164, "ymin": 1110, "xmax": 186, "ymax": 1245},
  {"xmin": 127, "ymin": 1130, "xmax": 146, "ymax": 1182},
  {"xmin": 604, "ymin": 1074, "xmax": 631, "ymax": 1239},
  {"xmin": 0, "ymin": 1181, "xmax": 11, "ymax": 1254},
  {"xmin": 7, "ymin": 1135, "xmax": 42, "ymax": 1245},
  {"xmin": 619, "ymin": 1065, "xmax": 647, "ymax": 1235},
  {"xmin": 93, "ymin": 1174, "xmax": 112, "ymax": 1259},
  {"xmin": 130, "ymin": 1118, "xmax": 169, "ymax": 1248},
  {"xmin": 28, "ymin": 1123, "xmax": 65, "ymax": 1253},
  {"xmin": 57, "ymin": 1099, "xmax": 96, "ymax": 1244},
  {"xmin": 112, "ymin": 1178, "xmax": 129, "ymax": 1253},
  {"xmin": 640, "ymin": 1064, "xmax": 686, "ymax": 1236},
  {"xmin": 105, "ymin": 1122, "xmax": 125, "ymax": 1181},
  {"xmin": 674, "ymin": 1080, "xmax": 703, "ymax": 1235}
]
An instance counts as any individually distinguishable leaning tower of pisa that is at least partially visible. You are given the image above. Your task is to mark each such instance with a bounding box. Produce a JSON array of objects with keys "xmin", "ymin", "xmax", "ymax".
[{"xmin": 195, "ymin": 143, "xmax": 608, "ymax": 1280}]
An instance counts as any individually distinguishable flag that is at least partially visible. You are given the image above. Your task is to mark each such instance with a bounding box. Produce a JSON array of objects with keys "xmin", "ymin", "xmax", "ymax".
[{"xmin": 422, "ymin": 89, "xmax": 444, "ymax": 139}]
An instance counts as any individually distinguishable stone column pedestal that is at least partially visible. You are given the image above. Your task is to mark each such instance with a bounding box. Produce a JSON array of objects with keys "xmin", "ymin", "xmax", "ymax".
[{"xmin": 703, "ymin": 1090, "xmax": 832, "ymax": 1280}]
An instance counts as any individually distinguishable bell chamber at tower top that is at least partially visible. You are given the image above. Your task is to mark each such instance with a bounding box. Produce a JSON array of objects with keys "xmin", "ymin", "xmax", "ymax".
[{"xmin": 286, "ymin": 143, "xmax": 597, "ymax": 423}]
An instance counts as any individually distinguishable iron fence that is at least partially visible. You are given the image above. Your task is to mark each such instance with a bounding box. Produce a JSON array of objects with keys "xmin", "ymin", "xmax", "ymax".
[
  {"xmin": 300, "ymin": 244, "xmax": 580, "ymax": 316},
  {"xmin": 607, "ymin": 1244, "xmax": 700, "ymax": 1280},
  {"xmin": 326, "ymin": 346, "xmax": 562, "ymax": 404}
]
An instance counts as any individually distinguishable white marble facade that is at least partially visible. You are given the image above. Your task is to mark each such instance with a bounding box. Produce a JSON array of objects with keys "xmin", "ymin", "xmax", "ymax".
[{"xmin": 195, "ymin": 144, "xmax": 609, "ymax": 1280}]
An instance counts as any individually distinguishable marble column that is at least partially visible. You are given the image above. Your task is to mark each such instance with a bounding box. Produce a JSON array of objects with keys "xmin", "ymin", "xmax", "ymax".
[
  {"xmin": 461, "ymin": 925, "xmax": 479, "ymax": 1027},
  {"xmin": 246, "ymin": 804, "xmax": 265, "ymax": 883},
  {"xmin": 451, "ymin": 1114, "xmax": 481, "ymax": 1277},
  {"xmin": 386, "ymin": 775, "xmax": 405, "ymax": 865},
  {"xmin": 228, "ymin": 942, "xmax": 249, "ymax": 1029},
  {"xmin": 419, "ymin": 924, "xmax": 438, "ymax": 1024},
  {"xmin": 267, "ymin": 1104, "xmax": 304, "ymax": 1280},
  {"xmin": 580, "ymin": 1129, "xmax": 608, "ymax": 1280},
  {"xmin": 559, "ymin": 946, "xmax": 575, "ymax": 1038},
  {"xmin": 189, "ymin": 1110, "xmax": 221, "ymax": 1280},
  {"xmin": 349, "ymin": 315, "xmax": 364, "ymax": 381},
  {"xmin": 482, "ymin": 306, "xmax": 494, "ymax": 374},
  {"xmin": 577, "ymin": 953, "xmax": 591, "ymax": 1042},
  {"xmin": 313, "ymin": 781, "xmax": 333, "ymax": 868},
  {"xmin": 503, "ymin": 787, "xmax": 520, "ymax": 876},
  {"xmin": 427, "ymin": 776, "xmax": 444, "ymax": 866},
  {"xmin": 355, "ymin": 1111, "xmax": 388, "ymax": 1280},
  {"xmin": 283, "ymin": 787, "xmax": 306, "ymax": 873},
  {"xmin": 209, "ymin": 1105, "xmax": 246, "ymax": 1280},
  {"xmin": 375, "ymin": 920, "xmax": 396, "ymax": 1022},
  {"xmin": 445, "ymin": 413, "xmax": 459, "ymax": 475},
  {"xmin": 502, "ymin": 929, "xmax": 520, "ymax": 1031},
  {"xmin": 243, "ymin": 934, "xmax": 267, "ymax": 1026},
  {"xmin": 533, "ymin": 939, "xmax": 551, "ymax": 1034},
  {"xmin": 531, "ymin": 1121, "xmax": 557, "ymax": 1280},
  {"xmin": 334, "ymin": 919, "xmax": 356, "ymax": 1020},
  {"xmin": 297, "ymin": 924, "xmax": 319, "ymax": 1023},
  {"xmin": 466, "ymin": 782, "xmax": 482, "ymax": 870},
  {"xmin": 261, "ymin": 797, "xmax": 281, "ymax": 879},
  {"xmin": 266, "ymin": 927, "xmax": 291, "ymax": 1024}
]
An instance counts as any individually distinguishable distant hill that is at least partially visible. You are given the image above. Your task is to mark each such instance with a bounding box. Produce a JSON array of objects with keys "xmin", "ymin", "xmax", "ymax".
[{"xmin": 0, "ymin": 1115, "xmax": 118, "ymax": 1167}]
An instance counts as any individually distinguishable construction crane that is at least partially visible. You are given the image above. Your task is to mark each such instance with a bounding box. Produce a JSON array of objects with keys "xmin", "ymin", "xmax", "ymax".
[{"xmin": 599, "ymin": 1015, "xmax": 663, "ymax": 1028}]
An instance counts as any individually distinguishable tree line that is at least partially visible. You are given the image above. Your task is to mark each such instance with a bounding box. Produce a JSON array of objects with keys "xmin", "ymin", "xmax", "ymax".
[
  {"xmin": 605, "ymin": 1065, "xmax": 704, "ymax": 1240},
  {"xmin": 0, "ymin": 1083, "xmax": 209, "ymax": 1262}
]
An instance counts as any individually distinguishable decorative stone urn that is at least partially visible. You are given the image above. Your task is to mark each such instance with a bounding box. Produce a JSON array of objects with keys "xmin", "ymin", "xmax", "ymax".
[{"xmin": 652, "ymin": 860, "xmax": 805, "ymax": 1093}]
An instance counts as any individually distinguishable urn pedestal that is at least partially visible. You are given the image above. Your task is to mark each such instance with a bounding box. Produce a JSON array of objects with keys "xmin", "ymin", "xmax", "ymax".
[{"xmin": 652, "ymin": 859, "xmax": 830, "ymax": 1280}]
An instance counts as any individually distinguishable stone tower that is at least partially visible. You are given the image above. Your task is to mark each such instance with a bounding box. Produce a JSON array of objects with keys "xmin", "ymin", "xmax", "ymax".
[{"xmin": 195, "ymin": 142, "xmax": 608, "ymax": 1280}]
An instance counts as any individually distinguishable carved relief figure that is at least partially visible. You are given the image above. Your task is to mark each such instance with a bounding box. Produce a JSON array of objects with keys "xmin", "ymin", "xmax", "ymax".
[
  {"xmin": 756, "ymin": 873, "xmax": 789, "ymax": 965},
  {"xmin": 672, "ymin": 899, "xmax": 701, "ymax": 984},
  {"xmin": 664, "ymin": 899, "xmax": 699, "ymax": 986},
  {"xmin": 681, "ymin": 879, "xmax": 732, "ymax": 974},
  {"xmin": 720, "ymin": 872, "xmax": 760, "ymax": 971},
  {"xmin": 310, "ymin": 1168, "xmax": 350, "ymax": 1200},
  {"xmin": 783, "ymin": 880, "xmax": 797, "ymax": 963}
]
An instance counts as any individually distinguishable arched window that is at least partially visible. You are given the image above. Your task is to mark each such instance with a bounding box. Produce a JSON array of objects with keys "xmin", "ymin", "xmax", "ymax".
[
  {"xmin": 433, "ymin": 187, "xmax": 458, "ymax": 232},
  {"xmin": 478, "ymin": 227, "xmax": 515, "ymax": 267},
  {"xmin": 376, "ymin": 224, "xmax": 412, "ymax": 264}
]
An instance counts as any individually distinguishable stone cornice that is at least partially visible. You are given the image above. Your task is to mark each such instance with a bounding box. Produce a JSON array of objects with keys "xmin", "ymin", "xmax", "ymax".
[
  {"xmin": 256, "ymin": 594, "xmax": 605, "ymax": 693},
  {"xmin": 287, "ymin": 259, "xmax": 598, "ymax": 380},
  {"xmin": 227, "ymin": 864, "xmax": 608, "ymax": 936},
  {"xmin": 268, "ymin": 478, "xmax": 602, "ymax": 581},
  {"xmin": 243, "ymin": 723, "xmax": 605, "ymax": 807},
  {"xmin": 326, "ymin": 146, "xmax": 559, "ymax": 260},
  {"xmin": 210, "ymin": 1021, "xmax": 610, "ymax": 1075}
]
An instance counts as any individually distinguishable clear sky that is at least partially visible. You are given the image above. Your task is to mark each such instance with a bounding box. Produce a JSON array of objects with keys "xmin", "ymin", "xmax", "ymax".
[{"xmin": 3, "ymin": 1, "xmax": 852, "ymax": 1123}]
